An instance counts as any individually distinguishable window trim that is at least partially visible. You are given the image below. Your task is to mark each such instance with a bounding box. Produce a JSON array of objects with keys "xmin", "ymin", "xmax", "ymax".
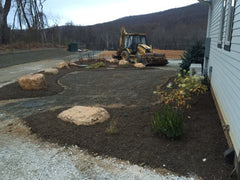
[
  {"xmin": 218, "ymin": 0, "xmax": 227, "ymax": 48},
  {"xmin": 224, "ymin": 0, "xmax": 236, "ymax": 51}
]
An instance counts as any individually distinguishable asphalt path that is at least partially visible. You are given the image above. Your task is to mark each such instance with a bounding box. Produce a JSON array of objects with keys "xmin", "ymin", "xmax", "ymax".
[
  {"xmin": 0, "ymin": 48, "xmax": 100, "ymax": 68},
  {"xmin": 0, "ymin": 49, "xmax": 100, "ymax": 87}
]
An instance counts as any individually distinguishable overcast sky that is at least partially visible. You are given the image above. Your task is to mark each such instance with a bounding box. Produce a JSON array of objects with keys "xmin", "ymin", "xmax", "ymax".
[
  {"xmin": 7, "ymin": 0, "xmax": 199, "ymax": 27},
  {"xmin": 43, "ymin": 0, "xmax": 199, "ymax": 26}
]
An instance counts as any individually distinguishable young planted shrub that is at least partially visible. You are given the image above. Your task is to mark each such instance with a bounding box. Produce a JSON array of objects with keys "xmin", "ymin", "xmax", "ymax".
[
  {"xmin": 180, "ymin": 41, "xmax": 205, "ymax": 74},
  {"xmin": 154, "ymin": 72, "xmax": 208, "ymax": 109},
  {"xmin": 105, "ymin": 121, "xmax": 118, "ymax": 134},
  {"xmin": 152, "ymin": 105, "xmax": 184, "ymax": 138}
]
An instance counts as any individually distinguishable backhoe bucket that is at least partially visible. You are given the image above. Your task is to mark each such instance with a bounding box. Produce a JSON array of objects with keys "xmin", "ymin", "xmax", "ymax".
[{"xmin": 142, "ymin": 53, "xmax": 168, "ymax": 66}]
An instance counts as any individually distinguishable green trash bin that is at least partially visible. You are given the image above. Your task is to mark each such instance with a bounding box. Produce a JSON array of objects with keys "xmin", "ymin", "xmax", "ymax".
[{"xmin": 68, "ymin": 43, "xmax": 78, "ymax": 52}]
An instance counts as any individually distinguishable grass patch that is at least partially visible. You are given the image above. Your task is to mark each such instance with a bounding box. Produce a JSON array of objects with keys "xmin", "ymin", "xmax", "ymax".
[
  {"xmin": 87, "ymin": 62, "xmax": 105, "ymax": 69},
  {"xmin": 152, "ymin": 105, "xmax": 184, "ymax": 138}
]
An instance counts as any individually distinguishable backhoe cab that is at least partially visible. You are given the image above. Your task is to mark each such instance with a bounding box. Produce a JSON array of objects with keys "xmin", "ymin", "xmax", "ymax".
[{"xmin": 115, "ymin": 27, "xmax": 168, "ymax": 66}]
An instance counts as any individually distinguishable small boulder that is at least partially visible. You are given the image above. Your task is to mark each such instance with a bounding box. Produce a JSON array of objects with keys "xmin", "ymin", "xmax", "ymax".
[
  {"xmin": 119, "ymin": 60, "xmax": 129, "ymax": 65},
  {"xmin": 134, "ymin": 63, "xmax": 146, "ymax": 68},
  {"xmin": 58, "ymin": 106, "xmax": 110, "ymax": 126},
  {"xmin": 56, "ymin": 62, "xmax": 70, "ymax": 69},
  {"xmin": 18, "ymin": 73, "xmax": 46, "ymax": 90},
  {"xmin": 44, "ymin": 68, "xmax": 59, "ymax": 75},
  {"xmin": 106, "ymin": 58, "xmax": 118, "ymax": 63},
  {"xmin": 69, "ymin": 62, "xmax": 78, "ymax": 66}
]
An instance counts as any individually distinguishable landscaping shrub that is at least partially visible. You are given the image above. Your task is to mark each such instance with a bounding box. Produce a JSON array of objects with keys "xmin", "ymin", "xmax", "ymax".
[
  {"xmin": 154, "ymin": 72, "xmax": 208, "ymax": 109},
  {"xmin": 87, "ymin": 62, "xmax": 105, "ymax": 69},
  {"xmin": 152, "ymin": 105, "xmax": 184, "ymax": 138},
  {"xmin": 180, "ymin": 41, "xmax": 205, "ymax": 74},
  {"xmin": 105, "ymin": 121, "xmax": 118, "ymax": 134}
]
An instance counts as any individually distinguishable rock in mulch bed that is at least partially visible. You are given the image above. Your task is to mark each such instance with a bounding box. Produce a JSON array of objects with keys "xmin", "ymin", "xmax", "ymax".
[
  {"xmin": 18, "ymin": 73, "xmax": 47, "ymax": 90},
  {"xmin": 0, "ymin": 70, "xmax": 66, "ymax": 100},
  {"xmin": 58, "ymin": 106, "xmax": 110, "ymax": 126},
  {"xmin": 44, "ymin": 68, "xmax": 59, "ymax": 75}
]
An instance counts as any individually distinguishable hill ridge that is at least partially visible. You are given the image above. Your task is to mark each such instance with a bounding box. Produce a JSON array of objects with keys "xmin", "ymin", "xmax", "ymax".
[{"xmin": 59, "ymin": 3, "xmax": 208, "ymax": 50}]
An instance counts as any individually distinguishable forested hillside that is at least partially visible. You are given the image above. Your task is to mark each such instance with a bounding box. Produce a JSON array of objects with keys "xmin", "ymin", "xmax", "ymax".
[
  {"xmin": 57, "ymin": 3, "xmax": 208, "ymax": 50},
  {"xmin": 9, "ymin": 3, "xmax": 208, "ymax": 50}
]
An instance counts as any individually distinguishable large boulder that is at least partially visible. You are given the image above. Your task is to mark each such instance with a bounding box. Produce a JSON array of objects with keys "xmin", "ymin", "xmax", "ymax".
[
  {"xmin": 58, "ymin": 106, "xmax": 110, "ymax": 126},
  {"xmin": 106, "ymin": 58, "xmax": 118, "ymax": 63},
  {"xmin": 119, "ymin": 60, "xmax": 129, "ymax": 66},
  {"xmin": 56, "ymin": 62, "xmax": 70, "ymax": 69},
  {"xmin": 44, "ymin": 68, "xmax": 59, "ymax": 75},
  {"xmin": 134, "ymin": 63, "xmax": 146, "ymax": 68},
  {"xmin": 18, "ymin": 73, "xmax": 47, "ymax": 90}
]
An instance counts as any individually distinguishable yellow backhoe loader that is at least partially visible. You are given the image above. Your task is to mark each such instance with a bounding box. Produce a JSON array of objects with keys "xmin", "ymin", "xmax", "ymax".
[{"xmin": 114, "ymin": 27, "xmax": 168, "ymax": 66}]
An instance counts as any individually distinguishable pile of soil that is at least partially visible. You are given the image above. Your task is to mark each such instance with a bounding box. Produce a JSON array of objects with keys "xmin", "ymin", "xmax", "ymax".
[{"xmin": 24, "ymin": 91, "xmax": 234, "ymax": 179}]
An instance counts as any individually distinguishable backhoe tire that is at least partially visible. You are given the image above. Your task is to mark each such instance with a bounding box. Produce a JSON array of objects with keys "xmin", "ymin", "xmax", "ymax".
[
  {"xmin": 141, "ymin": 58, "xmax": 148, "ymax": 65},
  {"xmin": 121, "ymin": 51, "xmax": 130, "ymax": 61},
  {"xmin": 134, "ymin": 54, "xmax": 142, "ymax": 64},
  {"xmin": 135, "ymin": 54, "xmax": 148, "ymax": 65}
]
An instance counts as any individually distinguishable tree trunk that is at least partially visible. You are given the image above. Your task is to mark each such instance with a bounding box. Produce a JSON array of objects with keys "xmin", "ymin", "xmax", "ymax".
[{"xmin": 0, "ymin": 0, "xmax": 12, "ymax": 44}]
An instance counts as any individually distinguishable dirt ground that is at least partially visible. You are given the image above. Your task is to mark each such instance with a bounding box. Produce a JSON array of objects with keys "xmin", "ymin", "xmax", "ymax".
[
  {"xmin": 98, "ymin": 50, "xmax": 184, "ymax": 59},
  {"xmin": 0, "ymin": 59, "xmax": 235, "ymax": 179},
  {"xmin": 153, "ymin": 49, "xmax": 184, "ymax": 59}
]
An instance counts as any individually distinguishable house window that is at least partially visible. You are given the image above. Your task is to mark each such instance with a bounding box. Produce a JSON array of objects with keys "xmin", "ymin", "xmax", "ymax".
[
  {"xmin": 224, "ymin": 0, "xmax": 236, "ymax": 51},
  {"xmin": 218, "ymin": 0, "xmax": 227, "ymax": 48}
]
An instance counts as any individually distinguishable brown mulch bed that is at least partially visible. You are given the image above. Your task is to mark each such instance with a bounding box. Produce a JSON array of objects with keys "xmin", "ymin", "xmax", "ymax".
[
  {"xmin": 0, "ymin": 71, "xmax": 65, "ymax": 100},
  {"xmin": 23, "ymin": 91, "xmax": 234, "ymax": 179}
]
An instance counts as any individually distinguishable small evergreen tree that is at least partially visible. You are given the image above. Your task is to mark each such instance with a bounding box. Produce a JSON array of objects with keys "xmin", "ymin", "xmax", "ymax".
[{"xmin": 180, "ymin": 41, "xmax": 205, "ymax": 73}]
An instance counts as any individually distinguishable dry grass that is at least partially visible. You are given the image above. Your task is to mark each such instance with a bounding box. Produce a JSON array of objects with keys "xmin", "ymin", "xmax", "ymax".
[
  {"xmin": 0, "ymin": 42, "xmax": 65, "ymax": 53},
  {"xmin": 98, "ymin": 50, "xmax": 117, "ymax": 59},
  {"xmin": 153, "ymin": 49, "xmax": 184, "ymax": 59},
  {"xmin": 98, "ymin": 49, "xmax": 184, "ymax": 60}
]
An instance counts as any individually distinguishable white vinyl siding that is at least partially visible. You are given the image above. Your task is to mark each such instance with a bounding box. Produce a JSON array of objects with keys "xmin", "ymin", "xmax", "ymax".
[{"xmin": 207, "ymin": 0, "xmax": 240, "ymax": 155}]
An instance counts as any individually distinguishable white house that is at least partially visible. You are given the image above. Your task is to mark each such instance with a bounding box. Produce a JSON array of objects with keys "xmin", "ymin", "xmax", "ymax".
[{"xmin": 199, "ymin": 0, "xmax": 240, "ymax": 176}]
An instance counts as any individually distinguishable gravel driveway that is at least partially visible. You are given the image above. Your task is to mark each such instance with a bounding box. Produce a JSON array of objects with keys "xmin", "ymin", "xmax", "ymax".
[{"xmin": 0, "ymin": 125, "xmax": 196, "ymax": 180}]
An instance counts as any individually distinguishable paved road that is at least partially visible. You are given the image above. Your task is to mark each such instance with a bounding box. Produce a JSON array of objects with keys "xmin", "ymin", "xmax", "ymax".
[
  {"xmin": 0, "ymin": 48, "xmax": 72, "ymax": 68},
  {"xmin": 0, "ymin": 49, "xmax": 100, "ymax": 68},
  {"xmin": 0, "ymin": 49, "xmax": 100, "ymax": 87}
]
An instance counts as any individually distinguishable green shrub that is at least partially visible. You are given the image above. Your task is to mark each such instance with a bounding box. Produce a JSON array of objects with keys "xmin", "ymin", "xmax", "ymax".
[
  {"xmin": 87, "ymin": 62, "xmax": 105, "ymax": 69},
  {"xmin": 121, "ymin": 64, "xmax": 129, "ymax": 68},
  {"xmin": 154, "ymin": 72, "xmax": 207, "ymax": 109},
  {"xmin": 105, "ymin": 121, "xmax": 118, "ymax": 134},
  {"xmin": 152, "ymin": 105, "xmax": 184, "ymax": 138},
  {"xmin": 180, "ymin": 41, "xmax": 205, "ymax": 74}
]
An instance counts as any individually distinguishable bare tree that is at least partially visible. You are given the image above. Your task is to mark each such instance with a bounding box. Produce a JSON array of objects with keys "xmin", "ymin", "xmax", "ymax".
[
  {"xmin": 0, "ymin": 0, "xmax": 48, "ymax": 45},
  {"xmin": 0, "ymin": 0, "xmax": 12, "ymax": 44},
  {"xmin": 12, "ymin": 0, "xmax": 48, "ymax": 44},
  {"xmin": 13, "ymin": 0, "xmax": 47, "ymax": 30}
]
